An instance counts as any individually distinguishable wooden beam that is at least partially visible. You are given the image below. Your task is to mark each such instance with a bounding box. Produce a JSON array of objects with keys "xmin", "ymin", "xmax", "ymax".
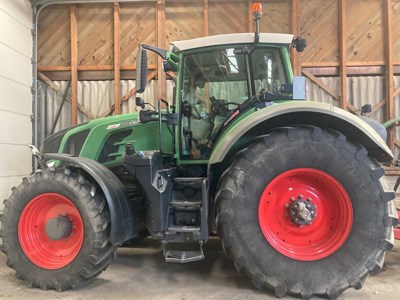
[
  {"xmin": 38, "ymin": 72, "xmax": 94, "ymax": 120},
  {"xmin": 301, "ymin": 61, "xmax": 388, "ymax": 68},
  {"xmin": 346, "ymin": 102, "xmax": 357, "ymax": 113},
  {"xmin": 70, "ymin": 5, "xmax": 78, "ymax": 125},
  {"xmin": 291, "ymin": 0, "xmax": 300, "ymax": 76},
  {"xmin": 204, "ymin": 0, "xmax": 209, "ymax": 36},
  {"xmin": 339, "ymin": 0, "xmax": 347, "ymax": 110},
  {"xmin": 38, "ymin": 65, "xmax": 158, "ymax": 72},
  {"xmin": 367, "ymin": 98, "xmax": 386, "ymax": 117},
  {"xmin": 395, "ymin": 85, "xmax": 400, "ymax": 96},
  {"xmin": 114, "ymin": 3, "xmax": 121, "ymax": 115},
  {"xmin": 302, "ymin": 70, "xmax": 339, "ymax": 101},
  {"xmin": 157, "ymin": 0, "xmax": 166, "ymax": 100},
  {"xmin": 384, "ymin": 0, "xmax": 395, "ymax": 152},
  {"xmin": 102, "ymin": 70, "xmax": 157, "ymax": 117}
]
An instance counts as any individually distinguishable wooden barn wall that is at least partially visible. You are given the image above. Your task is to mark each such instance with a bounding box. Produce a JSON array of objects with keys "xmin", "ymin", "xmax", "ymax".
[
  {"xmin": 300, "ymin": 0, "xmax": 339, "ymax": 63},
  {"xmin": 37, "ymin": 0, "xmax": 400, "ymax": 71},
  {"xmin": 36, "ymin": 0, "xmax": 400, "ymax": 152}
]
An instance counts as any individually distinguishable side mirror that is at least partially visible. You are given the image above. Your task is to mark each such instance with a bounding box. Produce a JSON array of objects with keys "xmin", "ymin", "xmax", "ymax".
[
  {"xmin": 136, "ymin": 45, "xmax": 148, "ymax": 93},
  {"xmin": 361, "ymin": 104, "xmax": 372, "ymax": 115},
  {"xmin": 135, "ymin": 97, "xmax": 145, "ymax": 109},
  {"xmin": 293, "ymin": 37, "xmax": 307, "ymax": 52}
]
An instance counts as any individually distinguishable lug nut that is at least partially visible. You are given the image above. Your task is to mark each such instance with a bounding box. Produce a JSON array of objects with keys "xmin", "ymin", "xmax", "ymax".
[{"xmin": 298, "ymin": 194, "xmax": 303, "ymax": 199}]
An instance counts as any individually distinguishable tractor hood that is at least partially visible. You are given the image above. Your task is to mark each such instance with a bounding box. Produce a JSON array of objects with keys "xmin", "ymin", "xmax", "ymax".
[{"xmin": 42, "ymin": 113, "xmax": 172, "ymax": 166}]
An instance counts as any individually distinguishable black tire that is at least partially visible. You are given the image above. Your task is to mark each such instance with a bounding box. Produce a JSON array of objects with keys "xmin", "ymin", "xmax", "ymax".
[
  {"xmin": 0, "ymin": 167, "xmax": 116, "ymax": 291},
  {"xmin": 216, "ymin": 126, "xmax": 397, "ymax": 299}
]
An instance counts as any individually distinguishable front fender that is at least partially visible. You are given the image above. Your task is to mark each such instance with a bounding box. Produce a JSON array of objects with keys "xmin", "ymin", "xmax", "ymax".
[
  {"xmin": 210, "ymin": 101, "xmax": 393, "ymax": 164},
  {"xmin": 44, "ymin": 153, "xmax": 136, "ymax": 245}
]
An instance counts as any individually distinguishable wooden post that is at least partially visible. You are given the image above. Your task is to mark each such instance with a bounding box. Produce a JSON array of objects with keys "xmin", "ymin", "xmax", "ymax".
[
  {"xmin": 114, "ymin": 3, "xmax": 121, "ymax": 115},
  {"xmin": 204, "ymin": 0, "xmax": 209, "ymax": 36},
  {"xmin": 70, "ymin": 5, "xmax": 78, "ymax": 125},
  {"xmin": 157, "ymin": 0, "xmax": 166, "ymax": 100},
  {"xmin": 339, "ymin": 0, "xmax": 348, "ymax": 111},
  {"xmin": 384, "ymin": 0, "xmax": 394, "ymax": 152},
  {"xmin": 291, "ymin": 0, "xmax": 300, "ymax": 76}
]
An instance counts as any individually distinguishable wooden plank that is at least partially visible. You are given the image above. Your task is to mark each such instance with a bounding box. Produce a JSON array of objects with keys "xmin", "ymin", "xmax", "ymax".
[
  {"xmin": 395, "ymin": 85, "xmax": 400, "ymax": 96},
  {"xmin": 302, "ymin": 70, "xmax": 339, "ymax": 100},
  {"xmin": 38, "ymin": 66, "xmax": 71, "ymax": 71},
  {"xmin": 77, "ymin": 4, "xmax": 113, "ymax": 66},
  {"xmin": 204, "ymin": 0, "xmax": 209, "ymax": 36},
  {"xmin": 166, "ymin": 1, "xmax": 203, "ymax": 43},
  {"xmin": 260, "ymin": 0, "xmax": 291, "ymax": 33},
  {"xmin": 291, "ymin": 0, "xmax": 300, "ymax": 76},
  {"xmin": 385, "ymin": 0, "xmax": 395, "ymax": 152},
  {"xmin": 248, "ymin": 0, "xmax": 253, "ymax": 32},
  {"xmin": 300, "ymin": 0, "xmax": 339, "ymax": 63},
  {"xmin": 301, "ymin": 61, "xmax": 388, "ymax": 67},
  {"xmin": 367, "ymin": 98, "xmax": 386, "ymax": 117},
  {"xmin": 120, "ymin": 2, "xmax": 156, "ymax": 67},
  {"xmin": 38, "ymin": 65, "xmax": 158, "ymax": 72},
  {"xmin": 38, "ymin": 72, "xmax": 95, "ymax": 120},
  {"xmin": 346, "ymin": 0, "xmax": 384, "ymax": 62},
  {"xmin": 209, "ymin": 1, "xmax": 247, "ymax": 35},
  {"xmin": 70, "ymin": 5, "xmax": 78, "ymax": 125},
  {"xmin": 339, "ymin": 0, "xmax": 347, "ymax": 110},
  {"xmin": 301, "ymin": 62, "xmax": 340, "ymax": 67},
  {"xmin": 114, "ymin": 3, "xmax": 121, "ymax": 115},
  {"xmin": 345, "ymin": 102, "xmax": 357, "ymax": 113},
  {"xmin": 157, "ymin": 0, "xmax": 166, "ymax": 100},
  {"xmin": 38, "ymin": 5, "xmax": 70, "ymax": 67}
]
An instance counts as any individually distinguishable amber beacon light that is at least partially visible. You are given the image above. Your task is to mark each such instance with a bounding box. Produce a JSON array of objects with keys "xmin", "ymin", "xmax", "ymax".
[
  {"xmin": 252, "ymin": 2, "xmax": 262, "ymax": 43},
  {"xmin": 252, "ymin": 2, "xmax": 262, "ymax": 19}
]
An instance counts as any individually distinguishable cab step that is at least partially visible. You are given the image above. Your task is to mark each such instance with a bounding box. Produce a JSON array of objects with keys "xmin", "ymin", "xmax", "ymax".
[{"xmin": 162, "ymin": 241, "xmax": 204, "ymax": 263}]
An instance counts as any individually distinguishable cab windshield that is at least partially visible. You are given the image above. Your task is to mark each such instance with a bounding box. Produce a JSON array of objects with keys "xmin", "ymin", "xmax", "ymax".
[{"xmin": 180, "ymin": 46, "xmax": 288, "ymax": 159}]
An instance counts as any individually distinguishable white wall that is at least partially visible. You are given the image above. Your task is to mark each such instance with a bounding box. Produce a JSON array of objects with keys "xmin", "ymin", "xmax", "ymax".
[{"xmin": 0, "ymin": 0, "xmax": 32, "ymax": 210}]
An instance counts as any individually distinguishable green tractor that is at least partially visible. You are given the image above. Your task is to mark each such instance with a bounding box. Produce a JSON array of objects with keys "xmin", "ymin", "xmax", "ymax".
[{"xmin": 0, "ymin": 4, "xmax": 397, "ymax": 298}]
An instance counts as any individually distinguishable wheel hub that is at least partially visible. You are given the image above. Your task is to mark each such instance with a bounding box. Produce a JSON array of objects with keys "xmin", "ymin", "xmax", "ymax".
[
  {"xmin": 288, "ymin": 195, "xmax": 316, "ymax": 225},
  {"xmin": 45, "ymin": 214, "xmax": 73, "ymax": 240},
  {"xmin": 258, "ymin": 168, "xmax": 353, "ymax": 261}
]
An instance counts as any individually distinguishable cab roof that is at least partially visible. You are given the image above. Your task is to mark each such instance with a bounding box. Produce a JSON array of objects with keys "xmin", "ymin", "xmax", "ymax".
[{"xmin": 171, "ymin": 33, "xmax": 294, "ymax": 52}]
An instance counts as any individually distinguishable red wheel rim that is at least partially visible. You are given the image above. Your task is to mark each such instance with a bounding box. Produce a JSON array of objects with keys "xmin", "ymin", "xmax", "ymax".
[
  {"xmin": 18, "ymin": 193, "xmax": 84, "ymax": 269},
  {"xmin": 258, "ymin": 168, "xmax": 353, "ymax": 261}
]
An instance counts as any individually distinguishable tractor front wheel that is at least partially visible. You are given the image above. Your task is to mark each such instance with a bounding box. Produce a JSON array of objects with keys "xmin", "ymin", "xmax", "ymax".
[
  {"xmin": 0, "ymin": 168, "xmax": 116, "ymax": 291},
  {"xmin": 216, "ymin": 126, "xmax": 396, "ymax": 298}
]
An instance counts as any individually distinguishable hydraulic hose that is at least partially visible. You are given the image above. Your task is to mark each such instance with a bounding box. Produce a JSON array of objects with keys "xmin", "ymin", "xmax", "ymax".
[{"xmin": 383, "ymin": 117, "xmax": 400, "ymax": 128}]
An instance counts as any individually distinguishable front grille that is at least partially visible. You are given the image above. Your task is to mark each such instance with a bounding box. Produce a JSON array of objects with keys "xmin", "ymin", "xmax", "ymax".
[{"xmin": 98, "ymin": 129, "xmax": 132, "ymax": 163}]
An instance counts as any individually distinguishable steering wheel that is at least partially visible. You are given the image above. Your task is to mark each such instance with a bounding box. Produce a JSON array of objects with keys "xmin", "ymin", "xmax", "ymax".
[{"xmin": 210, "ymin": 96, "xmax": 239, "ymax": 118}]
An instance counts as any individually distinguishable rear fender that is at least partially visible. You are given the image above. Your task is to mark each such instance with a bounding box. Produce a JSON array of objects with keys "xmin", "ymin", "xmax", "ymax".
[
  {"xmin": 210, "ymin": 101, "xmax": 393, "ymax": 164},
  {"xmin": 44, "ymin": 153, "xmax": 136, "ymax": 245}
]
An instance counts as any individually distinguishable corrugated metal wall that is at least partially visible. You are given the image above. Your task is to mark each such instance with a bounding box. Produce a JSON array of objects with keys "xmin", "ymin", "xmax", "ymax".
[
  {"xmin": 394, "ymin": 76, "xmax": 400, "ymax": 159},
  {"xmin": 37, "ymin": 79, "xmax": 175, "ymax": 144},
  {"xmin": 39, "ymin": 75, "xmax": 400, "ymax": 156},
  {"xmin": 306, "ymin": 76, "xmax": 400, "ymax": 158}
]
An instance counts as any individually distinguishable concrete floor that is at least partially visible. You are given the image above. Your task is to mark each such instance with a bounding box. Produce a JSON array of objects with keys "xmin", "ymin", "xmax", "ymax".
[{"xmin": 0, "ymin": 238, "xmax": 400, "ymax": 300}]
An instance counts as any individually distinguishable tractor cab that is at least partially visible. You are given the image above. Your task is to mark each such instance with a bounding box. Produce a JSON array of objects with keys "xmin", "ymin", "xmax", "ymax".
[{"xmin": 136, "ymin": 32, "xmax": 306, "ymax": 161}]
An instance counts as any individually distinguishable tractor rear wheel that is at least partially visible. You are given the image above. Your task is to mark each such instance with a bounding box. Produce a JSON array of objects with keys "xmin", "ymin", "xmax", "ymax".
[
  {"xmin": 216, "ymin": 126, "xmax": 397, "ymax": 298},
  {"xmin": 0, "ymin": 168, "xmax": 116, "ymax": 291}
]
